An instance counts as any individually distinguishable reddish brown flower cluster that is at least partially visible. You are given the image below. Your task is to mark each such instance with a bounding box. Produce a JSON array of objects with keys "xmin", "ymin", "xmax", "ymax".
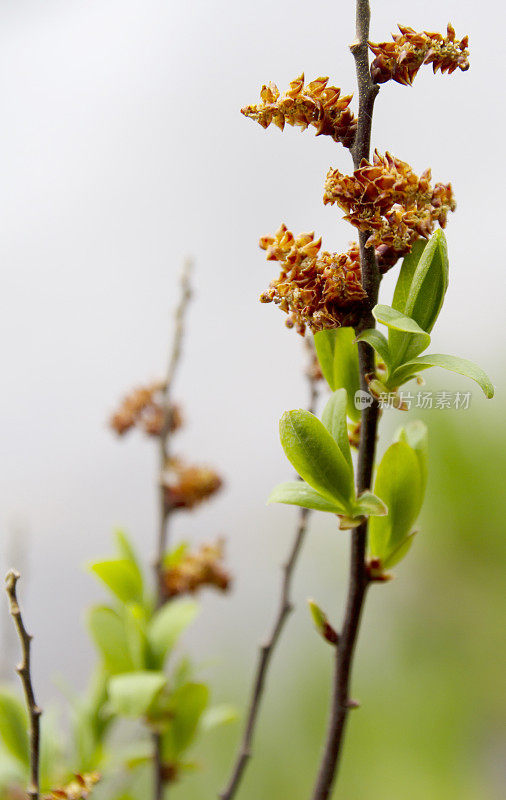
[
  {"xmin": 161, "ymin": 540, "xmax": 231, "ymax": 599},
  {"xmin": 259, "ymin": 225, "xmax": 367, "ymax": 335},
  {"xmin": 241, "ymin": 74, "xmax": 357, "ymax": 148},
  {"xmin": 109, "ymin": 382, "xmax": 183, "ymax": 438},
  {"xmin": 42, "ymin": 773, "xmax": 100, "ymax": 800},
  {"xmin": 370, "ymin": 23, "xmax": 469, "ymax": 86},
  {"xmin": 162, "ymin": 458, "xmax": 223, "ymax": 511},
  {"xmin": 323, "ymin": 151, "xmax": 456, "ymax": 269}
]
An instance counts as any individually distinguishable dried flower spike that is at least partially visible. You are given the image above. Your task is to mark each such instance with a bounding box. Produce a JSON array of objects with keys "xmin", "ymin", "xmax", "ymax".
[
  {"xmin": 259, "ymin": 225, "xmax": 367, "ymax": 335},
  {"xmin": 42, "ymin": 773, "xmax": 100, "ymax": 800},
  {"xmin": 161, "ymin": 540, "xmax": 231, "ymax": 599},
  {"xmin": 109, "ymin": 382, "xmax": 183, "ymax": 438},
  {"xmin": 162, "ymin": 457, "xmax": 223, "ymax": 510},
  {"xmin": 324, "ymin": 151, "xmax": 456, "ymax": 269},
  {"xmin": 370, "ymin": 23, "xmax": 469, "ymax": 86},
  {"xmin": 241, "ymin": 73, "xmax": 357, "ymax": 148}
]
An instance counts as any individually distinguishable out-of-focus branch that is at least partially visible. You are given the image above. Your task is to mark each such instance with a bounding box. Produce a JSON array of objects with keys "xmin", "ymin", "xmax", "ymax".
[
  {"xmin": 5, "ymin": 570, "xmax": 41, "ymax": 800},
  {"xmin": 154, "ymin": 257, "xmax": 193, "ymax": 604},
  {"xmin": 153, "ymin": 258, "xmax": 193, "ymax": 800},
  {"xmin": 219, "ymin": 340, "xmax": 320, "ymax": 800}
]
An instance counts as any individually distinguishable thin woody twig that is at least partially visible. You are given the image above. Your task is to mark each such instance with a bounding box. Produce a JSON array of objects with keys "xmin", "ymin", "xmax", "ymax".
[
  {"xmin": 219, "ymin": 340, "xmax": 320, "ymax": 800},
  {"xmin": 310, "ymin": 3, "xmax": 380, "ymax": 799},
  {"xmin": 5, "ymin": 570, "xmax": 41, "ymax": 800},
  {"xmin": 154, "ymin": 256, "xmax": 193, "ymax": 603},
  {"xmin": 153, "ymin": 257, "xmax": 193, "ymax": 800}
]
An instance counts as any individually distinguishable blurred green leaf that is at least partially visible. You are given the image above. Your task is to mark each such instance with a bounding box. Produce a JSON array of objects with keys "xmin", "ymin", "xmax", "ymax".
[
  {"xmin": 382, "ymin": 532, "xmax": 417, "ymax": 570},
  {"xmin": 88, "ymin": 605, "xmax": 135, "ymax": 674},
  {"xmin": 321, "ymin": 389, "xmax": 353, "ymax": 470},
  {"xmin": 108, "ymin": 672, "xmax": 167, "ymax": 718},
  {"xmin": 0, "ymin": 690, "xmax": 29, "ymax": 766},
  {"xmin": 313, "ymin": 328, "xmax": 361, "ymax": 421},
  {"xmin": 148, "ymin": 600, "xmax": 199, "ymax": 669},
  {"xmin": 90, "ymin": 558, "xmax": 144, "ymax": 606},
  {"xmin": 124, "ymin": 603, "xmax": 148, "ymax": 670},
  {"xmin": 267, "ymin": 481, "xmax": 345, "ymax": 514},
  {"xmin": 163, "ymin": 683, "xmax": 209, "ymax": 758},
  {"xmin": 114, "ymin": 529, "xmax": 144, "ymax": 589},
  {"xmin": 279, "ymin": 410, "xmax": 354, "ymax": 510},
  {"xmin": 163, "ymin": 542, "xmax": 189, "ymax": 570},
  {"xmin": 369, "ymin": 442, "xmax": 422, "ymax": 564},
  {"xmin": 308, "ymin": 599, "xmax": 338, "ymax": 645},
  {"xmin": 201, "ymin": 704, "xmax": 237, "ymax": 732}
]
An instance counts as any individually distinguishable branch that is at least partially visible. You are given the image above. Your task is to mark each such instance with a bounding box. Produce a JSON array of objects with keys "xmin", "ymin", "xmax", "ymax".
[
  {"xmin": 154, "ymin": 256, "xmax": 193, "ymax": 603},
  {"xmin": 219, "ymin": 339, "xmax": 320, "ymax": 800},
  {"xmin": 5, "ymin": 570, "xmax": 41, "ymax": 800},
  {"xmin": 310, "ymin": 3, "xmax": 380, "ymax": 798},
  {"xmin": 153, "ymin": 258, "xmax": 193, "ymax": 800}
]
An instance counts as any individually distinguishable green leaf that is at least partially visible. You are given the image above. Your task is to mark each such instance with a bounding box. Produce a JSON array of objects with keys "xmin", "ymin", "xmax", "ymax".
[
  {"xmin": 90, "ymin": 559, "xmax": 144, "ymax": 606},
  {"xmin": 279, "ymin": 410, "xmax": 355, "ymax": 510},
  {"xmin": 114, "ymin": 530, "xmax": 143, "ymax": 589},
  {"xmin": 163, "ymin": 542, "xmax": 189, "ymax": 570},
  {"xmin": 0, "ymin": 690, "xmax": 29, "ymax": 766},
  {"xmin": 201, "ymin": 705, "xmax": 237, "ymax": 732},
  {"xmin": 88, "ymin": 605, "xmax": 135, "ymax": 674},
  {"xmin": 395, "ymin": 421, "xmax": 429, "ymax": 496},
  {"xmin": 124, "ymin": 603, "xmax": 148, "ymax": 670},
  {"xmin": 390, "ymin": 232, "xmax": 448, "ymax": 366},
  {"xmin": 313, "ymin": 328, "xmax": 361, "ymax": 422},
  {"xmin": 148, "ymin": 600, "xmax": 199, "ymax": 669},
  {"xmin": 373, "ymin": 304, "xmax": 430, "ymax": 364},
  {"xmin": 382, "ymin": 532, "xmax": 417, "ymax": 570},
  {"xmin": 267, "ymin": 481, "xmax": 346, "ymax": 514},
  {"xmin": 353, "ymin": 491, "xmax": 388, "ymax": 519},
  {"xmin": 108, "ymin": 672, "xmax": 167, "ymax": 718},
  {"xmin": 355, "ymin": 328, "xmax": 391, "ymax": 367},
  {"xmin": 321, "ymin": 389, "xmax": 353, "ymax": 470},
  {"xmin": 404, "ymin": 354, "xmax": 495, "ymax": 399},
  {"xmin": 373, "ymin": 305, "xmax": 430, "ymax": 341},
  {"xmin": 369, "ymin": 442, "xmax": 422, "ymax": 563},
  {"xmin": 163, "ymin": 683, "xmax": 209, "ymax": 758},
  {"xmin": 392, "ymin": 239, "xmax": 427, "ymax": 314},
  {"xmin": 404, "ymin": 229, "xmax": 449, "ymax": 333},
  {"xmin": 387, "ymin": 360, "xmax": 431, "ymax": 389}
]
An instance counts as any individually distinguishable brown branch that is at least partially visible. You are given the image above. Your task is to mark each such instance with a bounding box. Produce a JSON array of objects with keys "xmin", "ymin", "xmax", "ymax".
[
  {"xmin": 153, "ymin": 258, "xmax": 193, "ymax": 800},
  {"xmin": 219, "ymin": 339, "xmax": 320, "ymax": 800},
  {"xmin": 5, "ymin": 570, "xmax": 41, "ymax": 800},
  {"xmin": 310, "ymin": 2, "xmax": 381, "ymax": 798},
  {"xmin": 154, "ymin": 256, "xmax": 193, "ymax": 604}
]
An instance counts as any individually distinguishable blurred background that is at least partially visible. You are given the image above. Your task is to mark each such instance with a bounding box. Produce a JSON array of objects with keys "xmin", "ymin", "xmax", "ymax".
[{"xmin": 0, "ymin": 0, "xmax": 504, "ymax": 797}]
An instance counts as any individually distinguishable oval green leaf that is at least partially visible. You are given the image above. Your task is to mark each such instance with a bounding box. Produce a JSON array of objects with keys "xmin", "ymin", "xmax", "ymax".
[
  {"xmin": 321, "ymin": 389, "xmax": 353, "ymax": 470},
  {"xmin": 313, "ymin": 328, "xmax": 361, "ymax": 422},
  {"xmin": 279, "ymin": 410, "xmax": 355, "ymax": 510},
  {"xmin": 369, "ymin": 441, "xmax": 422, "ymax": 562},
  {"xmin": 267, "ymin": 481, "xmax": 346, "ymax": 514}
]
